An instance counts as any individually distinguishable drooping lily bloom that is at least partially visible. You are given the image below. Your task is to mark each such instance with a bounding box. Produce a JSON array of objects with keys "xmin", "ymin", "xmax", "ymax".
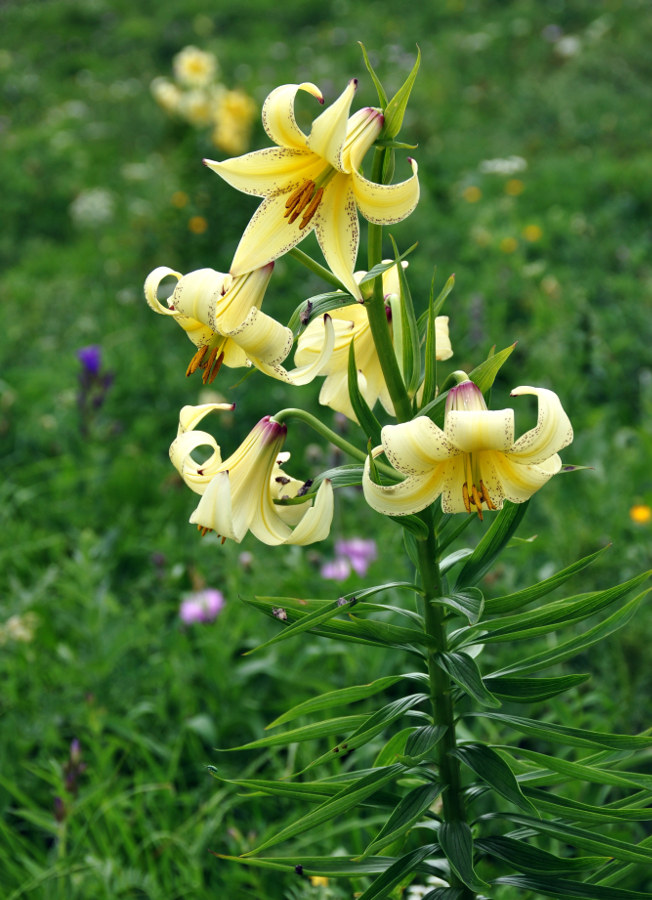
[
  {"xmin": 145, "ymin": 264, "xmax": 333, "ymax": 385},
  {"xmin": 170, "ymin": 404, "xmax": 334, "ymax": 545},
  {"xmin": 204, "ymin": 80, "xmax": 419, "ymax": 300},
  {"xmin": 363, "ymin": 380, "xmax": 573, "ymax": 519},
  {"xmin": 294, "ymin": 264, "xmax": 452, "ymax": 421}
]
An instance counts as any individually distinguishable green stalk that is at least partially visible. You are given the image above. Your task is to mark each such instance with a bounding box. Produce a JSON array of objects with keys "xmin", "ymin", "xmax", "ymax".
[
  {"xmin": 289, "ymin": 247, "xmax": 347, "ymax": 292},
  {"xmin": 416, "ymin": 509, "xmax": 474, "ymax": 900},
  {"xmin": 365, "ymin": 147, "xmax": 412, "ymax": 423},
  {"xmin": 272, "ymin": 407, "xmax": 395, "ymax": 478}
]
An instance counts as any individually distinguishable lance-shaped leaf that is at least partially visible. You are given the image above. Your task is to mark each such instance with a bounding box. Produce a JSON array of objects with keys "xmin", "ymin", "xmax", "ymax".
[
  {"xmin": 435, "ymin": 652, "xmax": 501, "ymax": 708},
  {"xmin": 438, "ymin": 822, "xmax": 489, "ymax": 891},
  {"xmin": 214, "ymin": 852, "xmax": 396, "ymax": 877},
  {"xmin": 224, "ymin": 714, "xmax": 369, "ymax": 751},
  {"xmin": 433, "ymin": 588, "xmax": 484, "ymax": 625},
  {"xmin": 452, "ymin": 743, "xmax": 535, "ymax": 814},
  {"xmin": 399, "ymin": 725, "xmax": 448, "ymax": 764},
  {"xmin": 438, "ymin": 548, "xmax": 474, "ymax": 576},
  {"xmin": 475, "ymin": 835, "xmax": 606, "ymax": 875},
  {"xmin": 470, "ymin": 712, "xmax": 652, "ymax": 751},
  {"xmin": 493, "ymin": 874, "xmax": 652, "ymax": 899},
  {"xmin": 484, "ymin": 544, "xmax": 611, "ymax": 615},
  {"xmin": 348, "ymin": 340, "xmax": 383, "ymax": 445},
  {"xmin": 454, "ymin": 500, "xmax": 529, "ymax": 589},
  {"xmin": 484, "ymin": 673, "xmax": 590, "ymax": 703},
  {"xmin": 358, "ymin": 42, "xmax": 388, "ymax": 107},
  {"xmin": 242, "ymin": 764, "xmax": 405, "ymax": 855},
  {"xmin": 421, "ymin": 891, "xmax": 464, "ymax": 900},
  {"xmin": 523, "ymin": 787, "xmax": 652, "ymax": 823},
  {"xmin": 382, "ymin": 46, "xmax": 421, "ymax": 139},
  {"xmin": 357, "ymin": 845, "xmax": 439, "ymax": 900},
  {"xmin": 266, "ymin": 675, "xmax": 404, "ymax": 729},
  {"xmin": 388, "ymin": 235, "xmax": 420, "ymax": 395},
  {"xmin": 288, "ymin": 290, "xmax": 352, "ymax": 335},
  {"xmin": 363, "ymin": 782, "xmax": 442, "ymax": 857},
  {"xmin": 420, "ymin": 271, "xmax": 455, "ymax": 409},
  {"xmin": 490, "ymin": 591, "xmax": 645, "ymax": 676},
  {"xmin": 505, "ymin": 747, "xmax": 652, "ymax": 791}
]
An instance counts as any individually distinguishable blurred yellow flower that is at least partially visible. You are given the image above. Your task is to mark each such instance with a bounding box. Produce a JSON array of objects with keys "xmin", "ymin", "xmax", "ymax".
[
  {"xmin": 630, "ymin": 504, "xmax": 651, "ymax": 524},
  {"xmin": 151, "ymin": 77, "xmax": 182, "ymax": 115},
  {"xmin": 505, "ymin": 178, "xmax": 525, "ymax": 196},
  {"xmin": 171, "ymin": 191, "xmax": 189, "ymax": 208},
  {"xmin": 523, "ymin": 224, "xmax": 543, "ymax": 242},
  {"xmin": 173, "ymin": 45, "xmax": 218, "ymax": 88},
  {"xmin": 0, "ymin": 612, "xmax": 38, "ymax": 646},
  {"xmin": 310, "ymin": 876, "xmax": 329, "ymax": 887},
  {"xmin": 212, "ymin": 89, "xmax": 258, "ymax": 154},
  {"xmin": 179, "ymin": 88, "xmax": 216, "ymax": 126},
  {"xmin": 463, "ymin": 185, "xmax": 482, "ymax": 203},
  {"xmin": 189, "ymin": 216, "xmax": 208, "ymax": 234},
  {"xmin": 499, "ymin": 236, "xmax": 518, "ymax": 253}
]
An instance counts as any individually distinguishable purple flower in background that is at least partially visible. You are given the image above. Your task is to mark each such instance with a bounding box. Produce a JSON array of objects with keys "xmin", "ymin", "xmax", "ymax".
[
  {"xmin": 179, "ymin": 589, "xmax": 225, "ymax": 625},
  {"xmin": 77, "ymin": 344, "xmax": 102, "ymax": 376},
  {"xmin": 335, "ymin": 538, "xmax": 377, "ymax": 576},
  {"xmin": 321, "ymin": 557, "xmax": 351, "ymax": 582}
]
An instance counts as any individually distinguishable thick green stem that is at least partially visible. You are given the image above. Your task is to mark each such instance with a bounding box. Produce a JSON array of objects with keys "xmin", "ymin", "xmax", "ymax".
[
  {"xmin": 365, "ymin": 147, "xmax": 413, "ymax": 423},
  {"xmin": 416, "ymin": 510, "xmax": 474, "ymax": 899}
]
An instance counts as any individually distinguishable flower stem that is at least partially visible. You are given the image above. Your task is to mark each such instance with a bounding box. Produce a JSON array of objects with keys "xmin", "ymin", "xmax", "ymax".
[
  {"xmin": 366, "ymin": 147, "xmax": 412, "ymax": 423},
  {"xmin": 289, "ymin": 247, "xmax": 348, "ymax": 292},
  {"xmin": 416, "ymin": 509, "xmax": 474, "ymax": 899},
  {"xmin": 272, "ymin": 407, "xmax": 395, "ymax": 478}
]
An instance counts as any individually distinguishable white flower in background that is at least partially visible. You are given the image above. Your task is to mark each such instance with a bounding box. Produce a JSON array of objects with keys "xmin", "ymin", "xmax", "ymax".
[
  {"xmin": 479, "ymin": 155, "xmax": 527, "ymax": 175},
  {"xmin": 555, "ymin": 35, "xmax": 582, "ymax": 57},
  {"xmin": 69, "ymin": 188, "xmax": 115, "ymax": 228},
  {"xmin": 151, "ymin": 77, "xmax": 182, "ymax": 114}
]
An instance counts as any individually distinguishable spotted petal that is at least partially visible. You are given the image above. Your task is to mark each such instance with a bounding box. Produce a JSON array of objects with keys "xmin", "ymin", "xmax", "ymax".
[
  {"xmin": 307, "ymin": 78, "xmax": 357, "ymax": 171},
  {"xmin": 363, "ymin": 451, "xmax": 450, "ymax": 516},
  {"xmin": 488, "ymin": 450, "xmax": 562, "ymax": 503},
  {"xmin": 262, "ymin": 82, "xmax": 322, "ymax": 149},
  {"xmin": 352, "ymin": 158, "xmax": 420, "ymax": 225},
  {"xmin": 144, "ymin": 266, "xmax": 181, "ymax": 316},
  {"xmin": 381, "ymin": 417, "xmax": 458, "ymax": 476},
  {"xmin": 204, "ymin": 147, "xmax": 320, "ymax": 198},
  {"xmin": 445, "ymin": 409, "xmax": 515, "ymax": 454},
  {"xmin": 313, "ymin": 173, "xmax": 361, "ymax": 300},
  {"xmin": 508, "ymin": 386, "xmax": 574, "ymax": 464}
]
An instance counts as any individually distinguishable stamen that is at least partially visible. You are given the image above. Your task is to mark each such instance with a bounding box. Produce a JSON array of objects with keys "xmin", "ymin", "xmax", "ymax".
[
  {"xmin": 197, "ymin": 525, "xmax": 212, "ymax": 537},
  {"xmin": 201, "ymin": 346, "xmax": 219, "ymax": 384},
  {"xmin": 471, "ymin": 484, "xmax": 484, "ymax": 520},
  {"xmin": 480, "ymin": 480, "xmax": 496, "ymax": 510},
  {"xmin": 284, "ymin": 180, "xmax": 315, "ymax": 223},
  {"xmin": 186, "ymin": 344, "xmax": 208, "ymax": 376},
  {"xmin": 299, "ymin": 187, "xmax": 324, "ymax": 229},
  {"xmin": 204, "ymin": 350, "xmax": 224, "ymax": 385},
  {"xmin": 462, "ymin": 482, "xmax": 471, "ymax": 514}
]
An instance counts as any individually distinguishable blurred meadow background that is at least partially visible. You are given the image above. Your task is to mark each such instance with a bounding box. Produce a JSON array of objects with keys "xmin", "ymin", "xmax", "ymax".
[{"xmin": 1, "ymin": 0, "xmax": 651, "ymax": 897}]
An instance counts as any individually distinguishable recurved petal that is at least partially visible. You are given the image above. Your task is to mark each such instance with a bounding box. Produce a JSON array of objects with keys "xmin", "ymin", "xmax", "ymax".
[
  {"xmin": 261, "ymin": 82, "xmax": 322, "ymax": 149},
  {"xmin": 308, "ymin": 78, "xmax": 357, "ymax": 171},
  {"xmin": 314, "ymin": 174, "xmax": 361, "ymax": 300},
  {"xmin": 169, "ymin": 429, "xmax": 223, "ymax": 493},
  {"xmin": 445, "ymin": 409, "xmax": 515, "ymax": 453},
  {"xmin": 204, "ymin": 147, "xmax": 320, "ymax": 198},
  {"xmin": 226, "ymin": 306, "xmax": 293, "ymax": 367},
  {"xmin": 508, "ymin": 386, "xmax": 574, "ymax": 464},
  {"xmin": 177, "ymin": 402, "xmax": 235, "ymax": 436},
  {"xmin": 488, "ymin": 450, "xmax": 562, "ymax": 503},
  {"xmin": 363, "ymin": 453, "xmax": 450, "ymax": 516},
  {"xmin": 256, "ymin": 314, "xmax": 335, "ymax": 385},
  {"xmin": 352, "ymin": 157, "xmax": 420, "ymax": 225},
  {"xmin": 284, "ymin": 479, "xmax": 334, "ymax": 545},
  {"xmin": 381, "ymin": 416, "xmax": 458, "ymax": 475},
  {"xmin": 144, "ymin": 266, "xmax": 181, "ymax": 316}
]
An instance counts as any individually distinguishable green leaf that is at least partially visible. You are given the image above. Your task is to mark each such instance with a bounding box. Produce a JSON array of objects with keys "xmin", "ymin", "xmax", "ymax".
[
  {"xmin": 390, "ymin": 511, "xmax": 430, "ymax": 540},
  {"xmin": 505, "ymin": 746, "xmax": 652, "ymax": 791},
  {"xmin": 266, "ymin": 676, "xmax": 405, "ymax": 729},
  {"xmin": 287, "ymin": 291, "xmax": 349, "ymax": 335},
  {"xmin": 346, "ymin": 614, "xmax": 435, "ymax": 649},
  {"xmin": 436, "ymin": 652, "xmax": 501, "ymax": 708},
  {"xmin": 438, "ymin": 822, "xmax": 489, "ymax": 891},
  {"xmin": 400, "ymin": 725, "xmax": 448, "ymax": 764},
  {"xmin": 493, "ymin": 874, "xmax": 651, "ymax": 899},
  {"xmin": 244, "ymin": 764, "xmax": 405, "ymax": 855},
  {"xmin": 454, "ymin": 501, "xmax": 529, "ymax": 589},
  {"xmin": 309, "ymin": 463, "xmax": 364, "ymax": 490},
  {"xmin": 206, "ymin": 770, "xmax": 339, "ymax": 802},
  {"xmin": 484, "ymin": 545, "xmax": 611, "ymax": 615},
  {"xmin": 438, "ymin": 549, "xmax": 474, "ymax": 576},
  {"xmin": 225, "ymin": 715, "xmax": 369, "ymax": 751},
  {"xmin": 357, "ymin": 845, "xmax": 438, "ymax": 900},
  {"xmin": 476, "ymin": 835, "xmax": 605, "ymax": 875},
  {"xmin": 421, "ymin": 891, "xmax": 464, "ymax": 900},
  {"xmin": 484, "ymin": 673, "xmax": 590, "ymax": 703},
  {"xmin": 348, "ymin": 340, "xmax": 383, "ymax": 445},
  {"xmin": 490, "ymin": 592, "xmax": 645, "ymax": 676},
  {"xmin": 358, "ymin": 42, "xmax": 388, "ymax": 107},
  {"xmin": 469, "ymin": 571, "xmax": 651, "ymax": 644},
  {"xmin": 452, "ymin": 744, "xmax": 535, "ymax": 814},
  {"xmin": 214, "ymin": 852, "xmax": 395, "ymax": 877},
  {"xmin": 373, "ymin": 727, "xmax": 415, "ymax": 767},
  {"xmin": 523, "ymin": 787, "xmax": 652, "ymax": 822},
  {"xmin": 389, "ymin": 235, "xmax": 421, "ymax": 395},
  {"xmin": 358, "ymin": 243, "xmax": 418, "ymax": 285},
  {"xmin": 364, "ymin": 783, "xmax": 442, "ymax": 856},
  {"xmin": 420, "ymin": 271, "xmax": 455, "ymax": 409},
  {"xmin": 468, "ymin": 342, "xmax": 517, "ymax": 394},
  {"xmin": 434, "ymin": 588, "xmax": 484, "ymax": 624},
  {"xmin": 485, "ymin": 813, "xmax": 652, "ymax": 865},
  {"xmin": 382, "ymin": 47, "xmax": 421, "ymax": 139},
  {"xmin": 472, "ymin": 712, "xmax": 652, "ymax": 751},
  {"xmin": 301, "ymin": 694, "xmax": 428, "ymax": 774}
]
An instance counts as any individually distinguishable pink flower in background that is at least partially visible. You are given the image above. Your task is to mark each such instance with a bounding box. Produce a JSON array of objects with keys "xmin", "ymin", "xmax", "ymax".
[
  {"xmin": 321, "ymin": 537, "xmax": 378, "ymax": 581},
  {"xmin": 335, "ymin": 538, "xmax": 377, "ymax": 576},
  {"xmin": 179, "ymin": 589, "xmax": 225, "ymax": 624}
]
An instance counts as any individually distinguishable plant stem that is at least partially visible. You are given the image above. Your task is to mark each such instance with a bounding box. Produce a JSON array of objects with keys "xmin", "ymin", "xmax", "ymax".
[
  {"xmin": 365, "ymin": 147, "xmax": 413, "ymax": 423},
  {"xmin": 416, "ymin": 509, "xmax": 474, "ymax": 899},
  {"xmin": 289, "ymin": 247, "xmax": 348, "ymax": 292}
]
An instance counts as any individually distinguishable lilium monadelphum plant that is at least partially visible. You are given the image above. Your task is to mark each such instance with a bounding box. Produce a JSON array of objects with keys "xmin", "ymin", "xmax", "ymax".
[
  {"xmin": 204, "ymin": 79, "xmax": 419, "ymax": 300},
  {"xmin": 169, "ymin": 404, "xmax": 334, "ymax": 545},
  {"xmin": 363, "ymin": 379, "xmax": 574, "ymax": 518}
]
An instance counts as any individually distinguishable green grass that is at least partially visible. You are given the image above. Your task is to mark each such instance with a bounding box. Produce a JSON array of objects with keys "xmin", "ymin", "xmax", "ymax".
[{"xmin": 1, "ymin": 0, "xmax": 651, "ymax": 897}]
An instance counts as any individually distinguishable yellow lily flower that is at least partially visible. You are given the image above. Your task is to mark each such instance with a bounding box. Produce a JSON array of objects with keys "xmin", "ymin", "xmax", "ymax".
[
  {"xmin": 204, "ymin": 80, "xmax": 419, "ymax": 301},
  {"xmin": 170, "ymin": 404, "xmax": 334, "ymax": 545},
  {"xmin": 294, "ymin": 264, "xmax": 452, "ymax": 421},
  {"xmin": 145, "ymin": 264, "xmax": 334, "ymax": 385},
  {"xmin": 363, "ymin": 380, "xmax": 573, "ymax": 519}
]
